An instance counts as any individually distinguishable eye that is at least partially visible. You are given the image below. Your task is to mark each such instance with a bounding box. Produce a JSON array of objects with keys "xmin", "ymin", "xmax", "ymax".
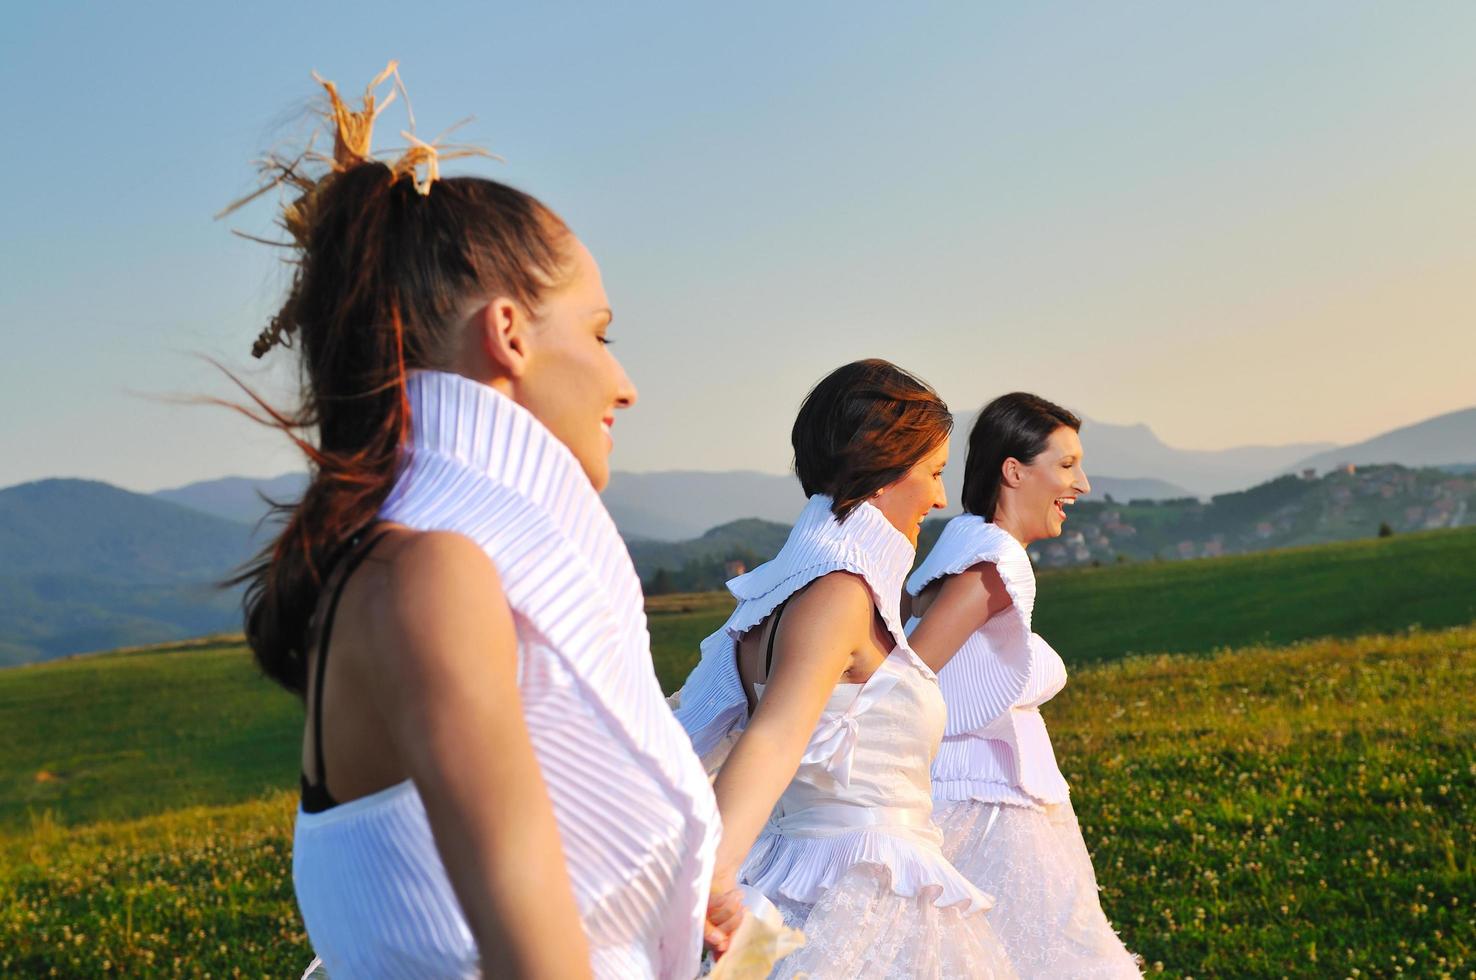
[{"xmin": 597, "ymin": 335, "xmax": 613, "ymax": 346}]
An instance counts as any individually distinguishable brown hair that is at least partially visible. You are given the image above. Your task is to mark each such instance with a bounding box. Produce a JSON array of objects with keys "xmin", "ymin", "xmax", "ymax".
[
  {"xmin": 960, "ymin": 392, "xmax": 1081, "ymax": 520},
  {"xmin": 229, "ymin": 162, "xmax": 571, "ymax": 695},
  {"xmin": 791, "ymin": 359, "xmax": 953, "ymax": 521}
]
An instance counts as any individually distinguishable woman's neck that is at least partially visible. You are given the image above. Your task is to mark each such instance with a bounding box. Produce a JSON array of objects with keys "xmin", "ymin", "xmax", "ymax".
[{"xmin": 989, "ymin": 503, "xmax": 1032, "ymax": 547}]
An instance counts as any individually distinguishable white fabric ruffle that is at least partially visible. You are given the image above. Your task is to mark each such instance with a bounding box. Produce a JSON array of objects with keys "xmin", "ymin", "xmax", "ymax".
[
  {"xmin": 906, "ymin": 515, "xmax": 1072, "ymax": 805},
  {"xmin": 931, "ymin": 736, "xmax": 1043, "ymax": 811},
  {"xmin": 936, "ymin": 799, "xmax": 1141, "ymax": 979},
  {"xmin": 743, "ymin": 821, "xmax": 992, "ymax": 914},
  {"xmin": 675, "ymin": 494, "xmax": 925, "ymax": 762},
  {"xmin": 906, "ymin": 516, "xmax": 1039, "ymax": 735},
  {"xmin": 769, "ymin": 863, "xmax": 1017, "ymax": 979}
]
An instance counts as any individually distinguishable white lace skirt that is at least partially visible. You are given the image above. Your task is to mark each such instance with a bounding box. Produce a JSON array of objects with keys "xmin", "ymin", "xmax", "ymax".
[
  {"xmin": 768, "ymin": 863, "xmax": 1017, "ymax": 979},
  {"xmin": 935, "ymin": 799, "xmax": 1141, "ymax": 979}
]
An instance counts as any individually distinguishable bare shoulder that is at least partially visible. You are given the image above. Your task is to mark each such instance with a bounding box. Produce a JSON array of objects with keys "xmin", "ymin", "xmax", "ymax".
[
  {"xmin": 791, "ymin": 569, "xmax": 873, "ymax": 610},
  {"xmin": 786, "ymin": 570, "xmax": 876, "ymax": 633},
  {"xmin": 380, "ymin": 529, "xmax": 498, "ymax": 577},
  {"xmin": 358, "ymin": 530, "xmax": 512, "ymax": 659},
  {"xmin": 952, "ymin": 560, "xmax": 1013, "ymax": 614}
]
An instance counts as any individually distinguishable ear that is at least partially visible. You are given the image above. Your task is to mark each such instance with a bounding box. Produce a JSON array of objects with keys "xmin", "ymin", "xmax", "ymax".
[
  {"xmin": 1000, "ymin": 457, "xmax": 1024, "ymax": 489},
  {"xmin": 472, "ymin": 297, "xmax": 532, "ymax": 380}
]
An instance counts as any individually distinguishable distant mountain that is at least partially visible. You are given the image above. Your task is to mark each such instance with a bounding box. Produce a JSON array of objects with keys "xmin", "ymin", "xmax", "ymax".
[
  {"xmin": 143, "ymin": 403, "xmax": 1476, "ymax": 542},
  {"xmin": 607, "ymin": 467, "xmax": 1196, "ymax": 542},
  {"xmin": 153, "ymin": 473, "xmax": 307, "ymax": 527},
  {"xmin": 1081, "ymin": 419, "xmax": 1335, "ymax": 497},
  {"xmin": 3, "ymin": 480, "xmax": 252, "ymax": 581},
  {"xmin": 0, "ymin": 480, "xmax": 251, "ymax": 666},
  {"xmin": 946, "ymin": 409, "xmax": 1335, "ymax": 499},
  {"xmin": 1088, "ymin": 476, "xmax": 1197, "ymax": 502},
  {"xmin": 153, "ymin": 468, "xmax": 803, "ymax": 544},
  {"xmin": 1290, "ymin": 406, "xmax": 1476, "ymax": 474},
  {"xmin": 604, "ymin": 470, "xmax": 804, "ymax": 541}
]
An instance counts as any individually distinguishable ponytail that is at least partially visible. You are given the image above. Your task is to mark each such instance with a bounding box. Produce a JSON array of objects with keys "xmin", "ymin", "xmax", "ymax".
[{"xmin": 229, "ymin": 162, "xmax": 569, "ymax": 694}]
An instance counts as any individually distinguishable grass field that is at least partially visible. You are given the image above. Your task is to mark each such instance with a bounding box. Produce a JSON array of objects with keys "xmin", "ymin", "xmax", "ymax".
[
  {"xmin": 3, "ymin": 528, "xmax": 1474, "ymax": 976},
  {"xmin": 0, "ymin": 637, "xmax": 299, "ymax": 833},
  {"xmin": 1035, "ymin": 525, "xmax": 1476, "ymax": 665},
  {"xmin": 3, "ymin": 627, "xmax": 1471, "ymax": 977}
]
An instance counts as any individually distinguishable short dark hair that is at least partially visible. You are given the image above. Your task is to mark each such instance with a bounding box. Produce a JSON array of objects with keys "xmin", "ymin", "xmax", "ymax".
[
  {"xmin": 960, "ymin": 392, "xmax": 1081, "ymax": 520},
  {"xmin": 791, "ymin": 359, "xmax": 953, "ymax": 521}
]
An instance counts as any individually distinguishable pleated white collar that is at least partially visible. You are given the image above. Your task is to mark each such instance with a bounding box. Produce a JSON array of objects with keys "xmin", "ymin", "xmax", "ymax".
[
  {"xmin": 726, "ymin": 494, "xmax": 917, "ymax": 652},
  {"xmin": 385, "ymin": 371, "xmax": 720, "ymax": 974},
  {"xmin": 675, "ymin": 493, "xmax": 930, "ymax": 761}
]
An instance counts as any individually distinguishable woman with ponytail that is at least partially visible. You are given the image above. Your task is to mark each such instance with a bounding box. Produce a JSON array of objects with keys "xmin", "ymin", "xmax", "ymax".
[{"xmin": 227, "ymin": 67, "xmax": 728, "ymax": 978}]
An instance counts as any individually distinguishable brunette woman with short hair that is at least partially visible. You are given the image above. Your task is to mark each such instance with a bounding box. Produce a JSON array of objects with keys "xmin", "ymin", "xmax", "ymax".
[
  {"xmin": 905, "ymin": 393, "xmax": 1140, "ymax": 976},
  {"xmin": 228, "ymin": 70, "xmax": 725, "ymax": 978},
  {"xmin": 674, "ymin": 360, "xmax": 1016, "ymax": 978}
]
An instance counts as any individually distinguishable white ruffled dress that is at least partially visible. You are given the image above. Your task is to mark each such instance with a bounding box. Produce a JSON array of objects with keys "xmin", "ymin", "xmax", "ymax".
[
  {"xmin": 675, "ymin": 496, "xmax": 1016, "ymax": 979},
  {"xmin": 907, "ymin": 515, "xmax": 1140, "ymax": 978}
]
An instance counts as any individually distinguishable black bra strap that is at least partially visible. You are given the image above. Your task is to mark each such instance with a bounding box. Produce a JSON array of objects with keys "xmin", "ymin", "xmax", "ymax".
[
  {"xmin": 309, "ymin": 527, "xmax": 392, "ymax": 794},
  {"xmin": 763, "ymin": 598, "xmax": 791, "ymax": 681}
]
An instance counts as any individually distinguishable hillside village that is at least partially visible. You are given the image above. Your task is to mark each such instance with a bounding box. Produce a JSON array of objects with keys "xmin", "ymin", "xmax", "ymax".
[
  {"xmin": 634, "ymin": 464, "xmax": 1476, "ymax": 590},
  {"xmin": 1026, "ymin": 464, "xmax": 1474, "ymax": 568}
]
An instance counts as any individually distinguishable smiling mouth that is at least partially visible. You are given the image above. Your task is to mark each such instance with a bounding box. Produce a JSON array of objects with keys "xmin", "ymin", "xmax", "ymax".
[{"xmin": 1054, "ymin": 497, "xmax": 1075, "ymax": 521}]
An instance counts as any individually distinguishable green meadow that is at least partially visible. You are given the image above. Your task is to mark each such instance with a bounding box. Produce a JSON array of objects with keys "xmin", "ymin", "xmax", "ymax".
[
  {"xmin": 1034, "ymin": 525, "xmax": 1476, "ymax": 665},
  {"xmin": 644, "ymin": 525, "xmax": 1476, "ymax": 689},
  {"xmin": 2, "ymin": 528, "xmax": 1473, "ymax": 977}
]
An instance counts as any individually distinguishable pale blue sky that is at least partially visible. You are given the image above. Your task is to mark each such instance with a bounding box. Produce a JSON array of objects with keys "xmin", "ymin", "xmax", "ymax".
[{"xmin": 3, "ymin": 2, "xmax": 1473, "ymax": 491}]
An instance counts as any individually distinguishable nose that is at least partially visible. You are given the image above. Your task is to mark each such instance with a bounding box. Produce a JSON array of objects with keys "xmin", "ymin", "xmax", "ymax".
[
  {"xmin": 1077, "ymin": 467, "xmax": 1091, "ymax": 496},
  {"xmin": 614, "ymin": 359, "xmax": 638, "ymax": 410}
]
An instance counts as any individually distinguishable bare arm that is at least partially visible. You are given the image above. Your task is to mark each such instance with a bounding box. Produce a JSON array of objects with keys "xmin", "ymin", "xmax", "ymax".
[
  {"xmin": 906, "ymin": 561, "xmax": 1014, "ymax": 674},
  {"xmin": 708, "ymin": 572, "xmax": 872, "ymax": 893},
  {"xmin": 366, "ymin": 532, "xmax": 591, "ymax": 979}
]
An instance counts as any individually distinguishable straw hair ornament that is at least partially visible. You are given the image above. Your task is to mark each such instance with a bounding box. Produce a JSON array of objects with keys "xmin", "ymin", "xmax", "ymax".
[{"xmin": 217, "ymin": 61, "xmax": 496, "ymax": 358}]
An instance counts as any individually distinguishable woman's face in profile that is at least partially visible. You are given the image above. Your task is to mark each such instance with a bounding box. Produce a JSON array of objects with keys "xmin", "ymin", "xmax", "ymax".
[
  {"xmin": 1012, "ymin": 425, "xmax": 1090, "ymax": 542},
  {"xmin": 873, "ymin": 441, "xmax": 950, "ymax": 546},
  {"xmin": 516, "ymin": 238, "xmax": 638, "ymax": 491}
]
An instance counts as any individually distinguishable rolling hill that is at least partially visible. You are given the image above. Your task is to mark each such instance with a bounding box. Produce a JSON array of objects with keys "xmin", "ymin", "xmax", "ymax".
[
  {"xmin": 6, "ymin": 468, "xmax": 1468, "ymax": 667},
  {"xmin": 627, "ymin": 517, "xmax": 793, "ymax": 590},
  {"xmin": 151, "ymin": 472, "xmax": 307, "ymax": 528},
  {"xmin": 147, "ymin": 403, "xmax": 1476, "ymax": 541},
  {"xmin": 0, "ymin": 480, "xmax": 250, "ymax": 665}
]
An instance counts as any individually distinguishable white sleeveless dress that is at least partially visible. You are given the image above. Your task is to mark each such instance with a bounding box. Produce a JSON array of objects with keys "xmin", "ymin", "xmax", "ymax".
[
  {"xmin": 292, "ymin": 371, "xmax": 721, "ymax": 979},
  {"xmin": 907, "ymin": 515, "xmax": 1140, "ymax": 978},
  {"xmin": 675, "ymin": 495, "xmax": 1016, "ymax": 979}
]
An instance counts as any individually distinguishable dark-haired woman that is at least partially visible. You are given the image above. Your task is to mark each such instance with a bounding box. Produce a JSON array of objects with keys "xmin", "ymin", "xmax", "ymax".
[
  {"xmin": 232, "ymin": 74, "xmax": 725, "ymax": 979},
  {"xmin": 905, "ymin": 393, "xmax": 1140, "ymax": 977},
  {"xmin": 674, "ymin": 360, "xmax": 1015, "ymax": 978}
]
